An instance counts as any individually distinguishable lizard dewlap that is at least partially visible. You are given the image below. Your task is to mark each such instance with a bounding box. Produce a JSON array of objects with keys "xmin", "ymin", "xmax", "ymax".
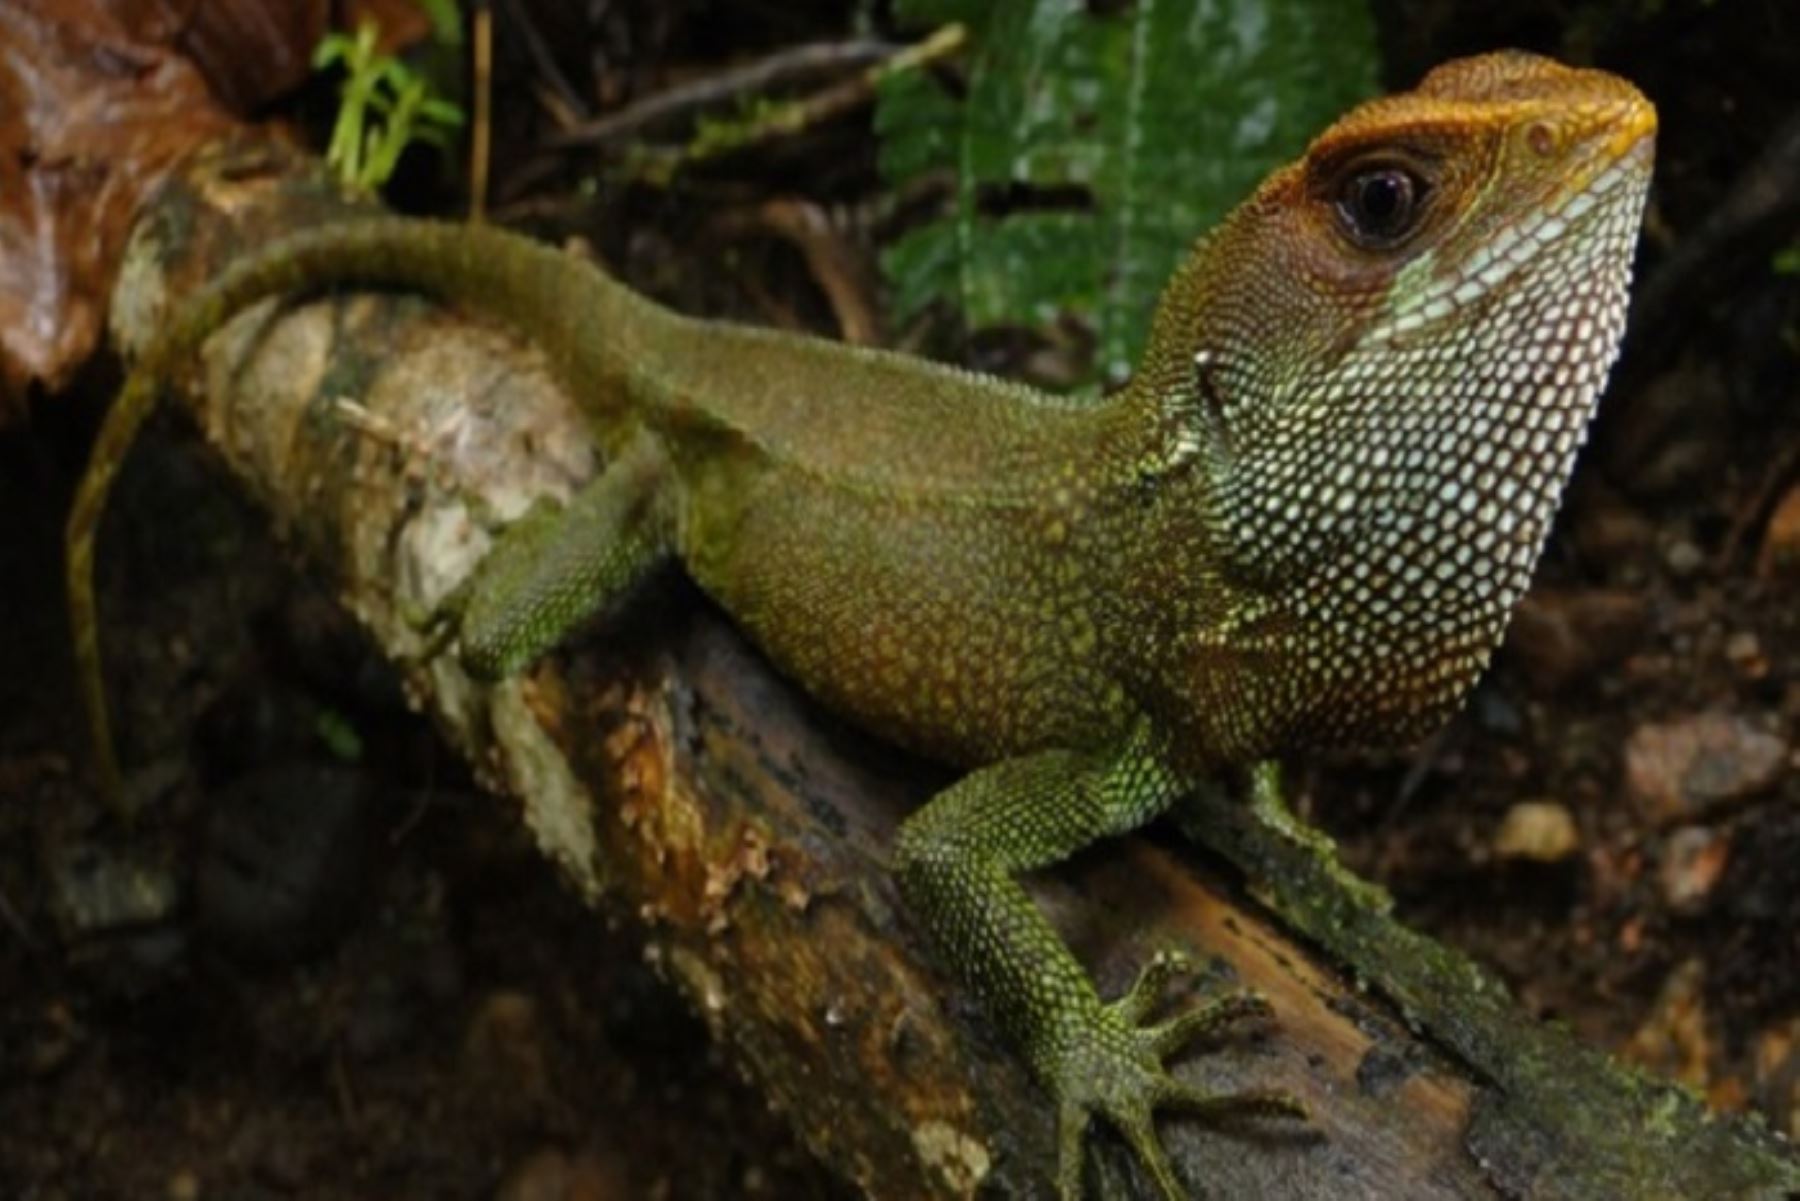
[{"xmin": 69, "ymin": 50, "xmax": 1653, "ymax": 1200}]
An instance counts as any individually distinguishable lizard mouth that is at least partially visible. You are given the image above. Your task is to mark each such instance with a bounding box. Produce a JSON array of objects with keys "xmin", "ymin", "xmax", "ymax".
[
  {"xmin": 1604, "ymin": 95, "xmax": 1659, "ymax": 162},
  {"xmin": 1552, "ymin": 120, "xmax": 1656, "ymax": 223},
  {"xmin": 1532, "ymin": 84, "xmax": 1656, "ymax": 234}
]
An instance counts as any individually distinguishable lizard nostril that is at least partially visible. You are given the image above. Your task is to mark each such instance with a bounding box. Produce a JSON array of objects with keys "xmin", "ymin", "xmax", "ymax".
[{"xmin": 1526, "ymin": 121, "xmax": 1558, "ymax": 159}]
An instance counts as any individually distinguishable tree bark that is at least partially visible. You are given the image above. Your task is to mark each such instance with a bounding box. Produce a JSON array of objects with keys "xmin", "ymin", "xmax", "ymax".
[{"xmin": 94, "ymin": 140, "xmax": 1800, "ymax": 1201}]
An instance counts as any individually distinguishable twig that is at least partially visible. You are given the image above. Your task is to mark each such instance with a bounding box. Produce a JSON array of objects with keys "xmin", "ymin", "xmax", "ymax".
[
  {"xmin": 470, "ymin": 3, "xmax": 493, "ymax": 220},
  {"xmin": 619, "ymin": 24, "xmax": 967, "ymax": 186},
  {"xmin": 1715, "ymin": 431, "xmax": 1800, "ymax": 574},
  {"xmin": 547, "ymin": 37, "xmax": 902, "ymax": 150},
  {"xmin": 707, "ymin": 198, "xmax": 882, "ymax": 344},
  {"xmin": 499, "ymin": 0, "xmax": 589, "ymax": 122}
]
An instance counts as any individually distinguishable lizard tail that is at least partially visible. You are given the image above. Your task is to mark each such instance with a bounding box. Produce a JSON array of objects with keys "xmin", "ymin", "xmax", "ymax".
[{"xmin": 67, "ymin": 216, "xmax": 662, "ymax": 812}]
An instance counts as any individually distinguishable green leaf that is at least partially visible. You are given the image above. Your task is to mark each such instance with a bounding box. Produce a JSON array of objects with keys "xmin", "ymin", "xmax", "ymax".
[
  {"xmin": 314, "ymin": 708, "xmax": 365, "ymax": 764},
  {"xmin": 878, "ymin": 0, "xmax": 1380, "ymax": 385},
  {"xmin": 419, "ymin": 97, "xmax": 466, "ymax": 127},
  {"xmin": 312, "ymin": 15, "xmax": 466, "ymax": 194},
  {"xmin": 415, "ymin": 0, "xmax": 464, "ymax": 44}
]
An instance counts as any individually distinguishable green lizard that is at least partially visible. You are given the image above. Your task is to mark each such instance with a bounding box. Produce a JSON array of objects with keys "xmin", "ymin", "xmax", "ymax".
[{"xmin": 67, "ymin": 51, "xmax": 1655, "ymax": 1199}]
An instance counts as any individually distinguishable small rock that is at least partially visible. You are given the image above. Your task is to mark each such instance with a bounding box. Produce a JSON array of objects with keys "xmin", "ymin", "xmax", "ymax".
[
  {"xmin": 1724, "ymin": 630, "xmax": 1766, "ymax": 679},
  {"xmin": 1493, "ymin": 800, "xmax": 1581, "ymax": 863},
  {"xmin": 47, "ymin": 844, "xmax": 181, "ymax": 939},
  {"xmin": 1658, "ymin": 826, "xmax": 1730, "ymax": 914},
  {"xmin": 1757, "ymin": 483, "xmax": 1800, "ymax": 581},
  {"xmin": 166, "ymin": 1169, "xmax": 201, "ymax": 1201},
  {"xmin": 1663, "ymin": 538, "xmax": 1705, "ymax": 578},
  {"xmin": 462, "ymin": 990, "xmax": 552, "ymax": 1124},
  {"xmin": 1620, "ymin": 959, "xmax": 1710, "ymax": 1089},
  {"xmin": 495, "ymin": 1147, "xmax": 630, "ymax": 1201},
  {"xmin": 1505, "ymin": 589, "xmax": 1650, "ymax": 692},
  {"xmin": 1623, "ymin": 713, "xmax": 1788, "ymax": 826}
]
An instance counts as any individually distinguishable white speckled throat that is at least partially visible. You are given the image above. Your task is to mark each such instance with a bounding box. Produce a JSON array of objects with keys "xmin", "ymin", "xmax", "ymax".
[{"xmin": 1219, "ymin": 131, "xmax": 1655, "ymax": 745}]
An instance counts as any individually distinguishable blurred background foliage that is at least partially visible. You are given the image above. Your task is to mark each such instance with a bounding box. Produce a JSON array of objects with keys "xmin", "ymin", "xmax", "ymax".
[{"xmin": 877, "ymin": 0, "xmax": 1378, "ymax": 386}]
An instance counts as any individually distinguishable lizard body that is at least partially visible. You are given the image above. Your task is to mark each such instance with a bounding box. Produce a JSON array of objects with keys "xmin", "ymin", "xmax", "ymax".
[{"xmin": 69, "ymin": 52, "xmax": 1655, "ymax": 1198}]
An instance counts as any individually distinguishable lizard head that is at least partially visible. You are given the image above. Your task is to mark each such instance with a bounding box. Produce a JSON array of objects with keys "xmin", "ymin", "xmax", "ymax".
[{"xmin": 1139, "ymin": 52, "xmax": 1656, "ymax": 748}]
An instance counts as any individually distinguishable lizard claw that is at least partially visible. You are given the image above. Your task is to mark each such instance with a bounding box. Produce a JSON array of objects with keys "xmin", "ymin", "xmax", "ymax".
[{"xmin": 1049, "ymin": 953, "xmax": 1305, "ymax": 1200}]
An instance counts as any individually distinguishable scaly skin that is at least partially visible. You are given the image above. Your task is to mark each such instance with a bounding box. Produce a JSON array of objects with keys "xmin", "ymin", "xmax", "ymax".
[{"xmin": 69, "ymin": 52, "xmax": 1655, "ymax": 1198}]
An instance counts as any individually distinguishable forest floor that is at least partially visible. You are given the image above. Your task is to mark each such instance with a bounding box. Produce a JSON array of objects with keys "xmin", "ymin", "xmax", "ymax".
[{"xmin": 2, "ymin": 2, "xmax": 1796, "ymax": 1198}]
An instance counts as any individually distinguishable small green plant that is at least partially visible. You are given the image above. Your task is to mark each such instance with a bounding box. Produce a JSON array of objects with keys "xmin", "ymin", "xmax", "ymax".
[
  {"xmin": 314, "ymin": 707, "xmax": 365, "ymax": 764},
  {"xmin": 314, "ymin": 21, "xmax": 465, "ymax": 194}
]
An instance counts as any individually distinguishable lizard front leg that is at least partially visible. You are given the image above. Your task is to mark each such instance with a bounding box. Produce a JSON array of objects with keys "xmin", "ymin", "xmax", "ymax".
[{"xmin": 893, "ymin": 722, "xmax": 1304, "ymax": 1199}]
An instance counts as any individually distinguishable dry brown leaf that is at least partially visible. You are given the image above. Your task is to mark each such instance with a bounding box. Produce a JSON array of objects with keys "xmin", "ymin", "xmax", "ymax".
[{"xmin": 0, "ymin": 0, "xmax": 411, "ymax": 422}]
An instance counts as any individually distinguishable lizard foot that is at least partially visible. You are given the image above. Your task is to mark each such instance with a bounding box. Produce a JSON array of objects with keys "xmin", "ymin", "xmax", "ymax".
[{"xmin": 1051, "ymin": 950, "xmax": 1306, "ymax": 1200}]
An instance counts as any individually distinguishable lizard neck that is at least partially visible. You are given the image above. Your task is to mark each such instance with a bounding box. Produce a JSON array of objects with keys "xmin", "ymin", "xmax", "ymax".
[
  {"xmin": 1102, "ymin": 377, "xmax": 1515, "ymax": 774},
  {"xmin": 1098, "ymin": 391, "xmax": 1271, "ymax": 770}
]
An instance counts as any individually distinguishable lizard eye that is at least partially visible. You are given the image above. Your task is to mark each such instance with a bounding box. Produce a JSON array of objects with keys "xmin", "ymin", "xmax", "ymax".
[{"xmin": 1334, "ymin": 164, "xmax": 1430, "ymax": 249}]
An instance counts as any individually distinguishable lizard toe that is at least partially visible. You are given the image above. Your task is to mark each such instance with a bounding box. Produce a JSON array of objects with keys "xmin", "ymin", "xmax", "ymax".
[
  {"xmin": 1113, "ymin": 948, "xmax": 1194, "ymax": 1026},
  {"xmin": 1048, "ymin": 970, "xmax": 1303, "ymax": 1200},
  {"xmin": 1139, "ymin": 988, "xmax": 1271, "ymax": 1058}
]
